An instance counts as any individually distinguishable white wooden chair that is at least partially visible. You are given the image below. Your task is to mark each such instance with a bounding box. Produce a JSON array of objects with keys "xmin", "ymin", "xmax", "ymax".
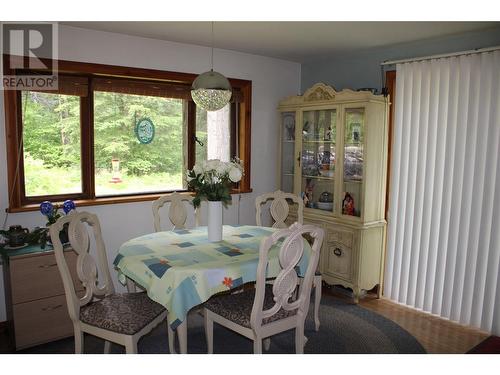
[
  {"xmin": 203, "ymin": 222, "xmax": 324, "ymax": 354},
  {"xmin": 255, "ymin": 190, "xmax": 322, "ymax": 331},
  {"xmin": 49, "ymin": 211, "xmax": 172, "ymax": 354},
  {"xmin": 152, "ymin": 191, "xmax": 199, "ymax": 232}
]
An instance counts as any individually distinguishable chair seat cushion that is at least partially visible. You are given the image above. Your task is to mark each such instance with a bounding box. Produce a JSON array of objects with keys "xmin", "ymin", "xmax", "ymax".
[
  {"xmin": 204, "ymin": 285, "xmax": 297, "ymax": 328},
  {"xmin": 80, "ymin": 293, "xmax": 165, "ymax": 335}
]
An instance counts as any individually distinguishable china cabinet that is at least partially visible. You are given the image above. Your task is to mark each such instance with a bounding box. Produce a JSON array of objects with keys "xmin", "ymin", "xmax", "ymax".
[{"xmin": 278, "ymin": 83, "xmax": 389, "ymax": 302}]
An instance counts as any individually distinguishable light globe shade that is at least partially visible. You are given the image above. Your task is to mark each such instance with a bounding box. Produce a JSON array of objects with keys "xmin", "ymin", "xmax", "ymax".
[{"xmin": 191, "ymin": 70, "xmax": 232, "ymax": 111}]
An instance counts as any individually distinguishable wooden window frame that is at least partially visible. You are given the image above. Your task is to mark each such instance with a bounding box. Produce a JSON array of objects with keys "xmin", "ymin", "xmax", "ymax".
[
  {"xmin": 385, "ymin": 70, "xmax": 396, "ymax": 219},
  {"xmin": 3, "ymin": 55, "xmax": 253, "ymax": 212}
]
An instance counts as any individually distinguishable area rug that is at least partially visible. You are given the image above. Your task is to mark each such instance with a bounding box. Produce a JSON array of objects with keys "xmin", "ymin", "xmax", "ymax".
[
  {"xmin": 467, "ymin": 336, "xmax": 500, "ymax": 354},
  {"xmin": 21, "ymin": 294, "xmax": 426, "ymax": 354}
]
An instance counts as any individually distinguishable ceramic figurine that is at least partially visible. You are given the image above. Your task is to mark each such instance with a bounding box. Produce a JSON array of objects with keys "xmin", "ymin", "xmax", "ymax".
[
  {"xmin": 342, "ymin": 192, "xmax": 355, "ymax": 216},
  {"xmin": 302, "ymin": 121, "xmax": 310, "ymax": 138},
  {"xmin": 305, "ymin": 180, "xmax": 315, "ymax": 207},
  {"xmin": 301, "ymin": 192, "xmax": 309, "ymax": 207},
  {"xmin": 284, "ymin": 116, "xmax": 295, "ymax": 140},
  {"xmin": 325, "ymin": 126, "xmax": 332, "ymax": 141}
]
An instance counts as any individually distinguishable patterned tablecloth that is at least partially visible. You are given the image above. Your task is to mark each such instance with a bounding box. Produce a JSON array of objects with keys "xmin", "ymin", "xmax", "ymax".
[{"xmin": 113, "ymin": 225, "xmax": 310, "ymax": 329}]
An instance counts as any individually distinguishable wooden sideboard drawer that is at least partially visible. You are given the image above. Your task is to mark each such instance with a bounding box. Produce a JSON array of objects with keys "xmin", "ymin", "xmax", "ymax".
[
  {"xmin": 325, "ymin": 242, "xmax": 353, "ymax": 282},
  {"xmin": 326, "ymin": 228, "xmax": 353, "ymax": 247},
  {"xmin": 12, "ymin": 294, "xmax": 73, "ymax": 349},
  {"xmin": 10, "ymin": 251, "xmax": 82, "ymax": 305}
]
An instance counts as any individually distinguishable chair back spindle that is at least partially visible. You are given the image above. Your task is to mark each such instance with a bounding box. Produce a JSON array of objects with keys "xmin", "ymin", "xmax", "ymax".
[
  {"xmin": 49, "ymin": 211, "xmax": 114, "ymax": 323},
  {"xmin": 152, "ymin": 191, "xmax": 199, "ymax": 231},
  {"xmin": 255, "ymin": 190, "xmax": 304, "ymax": 228}
]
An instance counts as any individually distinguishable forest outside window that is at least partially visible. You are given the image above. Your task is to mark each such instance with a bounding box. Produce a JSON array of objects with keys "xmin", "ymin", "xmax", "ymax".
[
  {"xmin": 3, "ymin": 56, "xmax": 252, "ymax": 211},
  {"xmin": 93, "ymin": 91, "xmax": 185, "ymax": 196},
  {"xmin": 22, "ymin": 91, "xmax": 83, "ymax": 197}
]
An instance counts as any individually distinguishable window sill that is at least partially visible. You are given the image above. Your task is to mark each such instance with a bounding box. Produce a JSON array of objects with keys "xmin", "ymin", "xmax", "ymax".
[{"xmin": 7, "ymin": 188, "xmax": 253, "ymax": 213}]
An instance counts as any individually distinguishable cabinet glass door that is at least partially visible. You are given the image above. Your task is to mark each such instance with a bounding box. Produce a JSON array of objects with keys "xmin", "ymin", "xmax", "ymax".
[
  {"xmin": 342, "ymin": 108, "xmax": 364, "ymax": 217},
  {"xmin": 301, "ymin": 109, "xmax": 336, "ymax": 213},
  {"xmin": 280, "ymin": 112, "xmax": 296, "ymax": 193}
]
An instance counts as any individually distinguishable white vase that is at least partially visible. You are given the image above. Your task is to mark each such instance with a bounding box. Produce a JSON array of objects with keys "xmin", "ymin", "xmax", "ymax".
[{"xmin": 207, "ymin": 201, "xmax": 223, "ymax": 242}]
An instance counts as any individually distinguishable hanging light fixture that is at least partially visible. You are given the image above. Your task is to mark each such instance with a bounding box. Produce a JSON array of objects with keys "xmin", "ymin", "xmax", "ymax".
[{"xmin": 191, "ymin": 22, "xmax": 232, "ymax": 111}]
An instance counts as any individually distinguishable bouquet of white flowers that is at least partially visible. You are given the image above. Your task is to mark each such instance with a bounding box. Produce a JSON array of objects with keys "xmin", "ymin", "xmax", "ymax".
[{"xmin": 186, "ymin": 159, "xmax": 244, "ymax": 208}]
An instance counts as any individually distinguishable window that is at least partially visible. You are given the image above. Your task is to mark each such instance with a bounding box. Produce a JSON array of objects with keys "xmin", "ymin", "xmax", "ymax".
[
  {"xmin": 3, "ymin": 56, "xmax": 252, "ymax": 211},
  {"xmin": 196, "ymin": 103, "xmax": 234, "ymax": 164},
  {"xmin": 93, "ymin": 91, "xmax": 185, "ymax": 196},
  {"xmin": 22, "ymin": 91, "xmax": 82, "ymax": 196}
]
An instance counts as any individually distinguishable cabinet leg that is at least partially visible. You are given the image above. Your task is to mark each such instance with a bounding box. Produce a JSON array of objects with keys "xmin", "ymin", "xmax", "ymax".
[
  {"xmin": 126, "ymin": 277, "xmax": 137, "ymax": 293},
  {"xmin": 353, "ymin": 286, "xmax": 361, "ymax": 304},
  {"xmin": 376, "ymin": 284, "xmax": 382, "ymax": 299}
]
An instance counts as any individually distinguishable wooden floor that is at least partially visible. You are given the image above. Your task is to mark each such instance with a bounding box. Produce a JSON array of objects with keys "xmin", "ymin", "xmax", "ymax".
[{"xmin": 358, "ymin": 294, "xmax": 489, "ymax": 353}]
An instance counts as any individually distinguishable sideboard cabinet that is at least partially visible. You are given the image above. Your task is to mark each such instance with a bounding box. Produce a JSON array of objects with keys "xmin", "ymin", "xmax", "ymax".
[
  {"xmin": 278, "ymin": 83, "xmax": 389, "ymax": 302},
  {"xmin": 2, "ymin": 246, "xmax": 83, "ymax": 350}
]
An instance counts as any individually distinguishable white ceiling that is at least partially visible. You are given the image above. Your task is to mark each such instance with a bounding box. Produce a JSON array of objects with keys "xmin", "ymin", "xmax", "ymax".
[{"xmin": 64, "ymin": 21, "xmax": 499, "ymax": 63}]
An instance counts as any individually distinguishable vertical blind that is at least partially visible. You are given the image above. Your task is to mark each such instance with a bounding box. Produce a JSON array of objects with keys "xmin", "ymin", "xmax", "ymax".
[{"xmin": 384, "ymin": 50, "xmax": 500, "ymax": 334}]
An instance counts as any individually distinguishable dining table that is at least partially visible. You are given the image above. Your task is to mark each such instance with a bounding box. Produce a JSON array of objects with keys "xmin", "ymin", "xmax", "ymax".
[{"xmin": 113, "ymin": 224, "xmax": 311, "ymax": 354}]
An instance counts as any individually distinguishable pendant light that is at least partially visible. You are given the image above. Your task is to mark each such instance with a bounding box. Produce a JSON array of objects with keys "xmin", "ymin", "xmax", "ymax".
[{"xmin": 191, "ymin": 22, "xmax": 232, "ymax": 111}]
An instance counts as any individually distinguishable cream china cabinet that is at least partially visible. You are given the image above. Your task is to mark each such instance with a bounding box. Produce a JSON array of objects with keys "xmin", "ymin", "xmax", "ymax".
[{"xmin": 278, "ymin": 83, "xmax": 389, "ymax": 302}]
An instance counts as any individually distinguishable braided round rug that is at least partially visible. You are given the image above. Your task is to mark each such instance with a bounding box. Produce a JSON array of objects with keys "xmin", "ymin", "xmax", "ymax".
[{"xmin": 21, "ymin": 294, "xmax": 425, "ymax": 354}]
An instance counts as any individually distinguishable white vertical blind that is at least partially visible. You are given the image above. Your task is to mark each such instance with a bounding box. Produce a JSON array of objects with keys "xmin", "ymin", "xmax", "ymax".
[{"xmin": 384, "ymin": 50, "xmax": 500, "ymax": 334}]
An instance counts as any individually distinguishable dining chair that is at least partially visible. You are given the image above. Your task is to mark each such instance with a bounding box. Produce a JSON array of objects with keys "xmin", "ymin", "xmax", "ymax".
[
  {"xmin": 49, "ymin": 211, "xmax": 173, "ymax": 354},
  {"xmin": 203, "ymin": 222, "xmax": 324, "ymax": 354},
  {"xmin": 152, "ymin": 191, "xmax": 200, "ymax": 232},
  {"xmin": 255, "ymin": 190, "xmax": 322, "ymax": 331}
]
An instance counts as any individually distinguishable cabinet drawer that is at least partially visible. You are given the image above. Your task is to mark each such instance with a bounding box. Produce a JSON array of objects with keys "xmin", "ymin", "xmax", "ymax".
[
  {"xmin": 10, "ymin": 251, "xmax": 82, "ymax": 304},
  {"xmin": 325, "ymin": 243, "xmax": 353, "ymax": 282},
  {"xmin": 13, "ymin": 294, "xmax": 73, "ymax": 349},
  {"xmin": 327, "ymin": 228, "xmax": 353, "ymax": 247}
]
